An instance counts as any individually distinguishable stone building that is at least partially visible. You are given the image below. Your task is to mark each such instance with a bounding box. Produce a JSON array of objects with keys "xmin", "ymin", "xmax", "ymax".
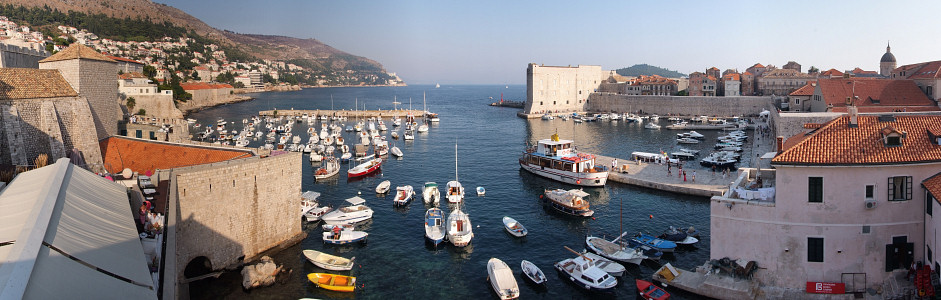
[
  {"xmin": 39, "ymin": 44, "xmax": 120, "ymax": 140},
  {"xmin": 786, "ymin": 81, "xmax": 815, "ymax": 112},
  {"xmin": 756, "ymin": 68, "xmax": 816, "ymax": 96},
  {"xmin": 741, "ymin": 71, "xmax": 755, "ymax": 96},
  {"xmin": 722, "ymin": 73, "xmax": 741, "ymax": 96},
  {"xmin": 119, "ymin": 72, "xmax": 181, "ymax": 119},
  {"xmin": 711, "ymin": 114, "xmax": 941, "ymax": 292},
  {"xmin": 176, "ymin": 82, "xmax": 235, "ymax": 112},
  {"xmin": 0, "ymin": 68, "xmax": 104, "ymax": 171},
  {"xmin": 688, "ymin": 72, "xmax": 704, "ymax": 96},
  {"xmin": 624, "ymin": 75, "xmax": 677, "ymax": 96},
  {"xmin": 0, "ymin": 42, "xmax": 49, "ymax": 68},
  {"xmin": 880, "ymin": 43, "xmax": 897, "ymax": 77},
  {"xmin": 99, "ymin": 137, "xmax": 303, "ymax": 298},
  {"xmin": 524, "ymin": 63, "xmax": 607, "ymax": 114},
  {"xmin": 782, "ymin": 61, "xmax": 802, "ymax": 72},
  {"xmin": 890, "ymin": 60, "xmax": 941, "ymax": 103},
  {"xmin": 107, "ymin": 55, "xmax": 144, "ymax": 74},
  {"xmin": 808, "ymin": 78, "xmax": 938, "ymax": 113}
]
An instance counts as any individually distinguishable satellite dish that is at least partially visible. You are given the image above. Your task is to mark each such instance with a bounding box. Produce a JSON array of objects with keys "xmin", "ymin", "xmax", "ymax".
[{"xmin": 122, "ymin": 168, "xmax": 132, "ymax": 179}]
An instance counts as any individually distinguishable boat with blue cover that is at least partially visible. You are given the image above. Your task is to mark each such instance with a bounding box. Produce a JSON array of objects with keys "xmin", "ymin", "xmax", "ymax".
[{"xmin": 627, "ymin": 233, "xmax": 677, "ymax": 253}]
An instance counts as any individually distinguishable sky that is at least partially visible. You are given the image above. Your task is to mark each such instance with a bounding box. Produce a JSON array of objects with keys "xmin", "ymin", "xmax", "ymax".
[{"xmin": 157, "ymin": 0, "xmax": 941, "ymax": 85}]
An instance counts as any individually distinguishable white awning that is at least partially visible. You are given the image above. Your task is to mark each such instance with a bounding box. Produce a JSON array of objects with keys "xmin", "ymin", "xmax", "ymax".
[
  {"xmin": 302, "ymin": 191, "xmax": 321, "ymax": 201},
  {"xmin": 346, "ymin": 196, "xmax": 366, "ymax": 206},
  {"xmin": 568, "ymin": 189, "xmax": 590, "ymax": 198}
]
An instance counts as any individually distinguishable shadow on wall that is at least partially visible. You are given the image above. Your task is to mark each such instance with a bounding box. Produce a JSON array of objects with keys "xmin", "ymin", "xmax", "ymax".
[{"xmin": 174, "ymin": 199, "xmax": 245, "ymax": 299}]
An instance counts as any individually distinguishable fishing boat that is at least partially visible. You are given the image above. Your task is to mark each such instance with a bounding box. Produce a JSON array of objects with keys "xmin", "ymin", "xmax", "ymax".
[
  {"xmin": 393, "ymin": 185, "xmax": 414, "ymax": 206},
  {"xmin": 422, "ymin": 182, "xmax": 440, "ymax": 205},
  {"xmin": 520, "ymin": 260, "xmax": 547, "ymax": 285},
  {"xmin": 321, "ymin": 196, "xmax": 373, "ymax": 225},
  {"xmin": 390, "ymin": 145, "xmax": 403, "ymax": 157},
  {"xmin": 476, "ymin": 186, "xmax": 486, "ymax": 196},
  {"xmin": 376, "ymin": 180, "xmax": 391, "ymax": 194},
  {"xmin": 628, "ymin": 233, "xmax": 677, "ymax": 253},
  {"xmin": 657, "ymin": 226, "xmax": 700, "ymax": 245},
  {"xmin": 554, "ymin": 246, "xmax": 617, "ymax": 291},
  {"xmin": 340, "ymin": 152, "xmax": 353, "ymax": 162},
  {"xmin": 542, "ymin": 188, "xmax": 593, "ymax": 217},
  {"xmin": 314, "ymin": 158, "xmax": 340, "ymax": 180},
  {"xmin": 309, "ymin": 151, "xmax": 323, "ymax": 162},
  {"xmin": 424, "ymin": 208, "xmax": 446, "ymax": 246},
  {"xmin": 519, "ymin": 134, "xmax": 608, "ymax": 187},
  {"xmin": 321, "ymin": 224, "xmax": 355, "ymax": 231},
  {"xmin": 487, "ymin": 258, "xmax": 520, "ymax": 300},
  {"xmin": 303, "ymin": 250, "xmax": 355, "ymax": 271},
  {"xmin": 644, "ymin": 122, "xmax": 661, "ymax": 129},
  {"xmin": 347, "ymin": 156, "xmax": 382, "ymax": 178},
  {"xmin": 322, "ymin": 227, "xmax": 368, "ymax": 244},
  {"xmin": 502, "ymin": 216, "xmax": 527, "ymax": 237},
  {"xmin": 446, "ymin": 181, "xmax": 464, "ymax": 204},
  {"xmin": 447, "ymin": 207, "xmax": 473, "ymax": 247},
  {"xmin": 403, "ymin": 129, "xmax": 414, "ymax": 140},
  {"xmin": 637, "ymin": 279, "xmax": 670, "ymax": 300},
  {"xmin": 580, "ymin": 251, "xmax": 626, "ymax": 277},
  {"xmin": 307, "ymin": 273, "xmax": 356, "ymax": 292},
  {"xmin": 586, "ymin": 234, "xmax": 646, "ymax": 265},
  {"xmin": 391, "ymin": 131, "xmax": 399, "ymax": 139}
]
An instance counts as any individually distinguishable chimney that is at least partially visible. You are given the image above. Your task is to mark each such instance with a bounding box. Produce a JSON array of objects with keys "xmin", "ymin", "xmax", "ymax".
[
  {"xmin": 776, "ymin": 136, "xmax": 784, "ymax": 153},
  {"xmin": 848, "ymin": 106, "xmax": 858, "ymax": 128}
]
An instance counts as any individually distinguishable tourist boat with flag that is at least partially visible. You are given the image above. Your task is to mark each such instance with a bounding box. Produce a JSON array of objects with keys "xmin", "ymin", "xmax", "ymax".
[{"xmin": 519, "ymin": 134, "xmax": 608, "ymax": 187}]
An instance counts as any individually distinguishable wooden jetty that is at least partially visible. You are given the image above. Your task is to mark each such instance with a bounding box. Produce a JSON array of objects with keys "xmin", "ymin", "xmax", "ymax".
[{"xmin": 258, "ymin": 109, "xmax": 426, "ymax": 119}]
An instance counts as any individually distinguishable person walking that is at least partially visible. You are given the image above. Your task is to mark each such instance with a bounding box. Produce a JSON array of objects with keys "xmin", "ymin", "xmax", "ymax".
[
  {"xmin": 692, "ymin": 170, "xmax": 696, "ymax": 182},
  {"xmin": 611, "ymin": 158, "xmax": 617, "ymax": 172},
  {"xmin": 683, "ymin": 170, "xmax": 687, "ymax": 182}
]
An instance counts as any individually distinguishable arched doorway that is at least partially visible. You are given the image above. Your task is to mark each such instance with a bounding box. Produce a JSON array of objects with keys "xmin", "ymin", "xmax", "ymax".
[{"xmin": 184, "ymin": 256, "xmax": 212, "ymax": 279}]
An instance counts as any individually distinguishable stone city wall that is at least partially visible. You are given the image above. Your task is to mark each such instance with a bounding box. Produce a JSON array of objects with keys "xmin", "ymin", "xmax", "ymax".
[
  {"xmin": 0, "ymin": 97, "xmax": 103, "ymax": 171},
  {"xmin": 127, "ymin": 94, "xmax": 183, "ymax": 119},
  {"xmin": 0, "ymin": 43, "xmax": 49, "ymax": 68},
  {"xmin": 173, "ymin": 151, "xmax": 302, "ymax": 279},
  {"xmin": 586, "ymin": 93, "xmax": 774, "ymax": 116},
  {"xmin": 175, "ymin": 87, "xmax": 245, "ymax": 112}
]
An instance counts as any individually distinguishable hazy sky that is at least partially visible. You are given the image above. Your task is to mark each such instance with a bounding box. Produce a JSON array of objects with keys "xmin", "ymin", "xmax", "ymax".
[{"xmin": 157, "ymin": 0, "xmax": 941, "ymax": 85}]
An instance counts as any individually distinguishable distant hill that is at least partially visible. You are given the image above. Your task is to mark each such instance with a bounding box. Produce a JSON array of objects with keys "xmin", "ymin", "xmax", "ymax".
[{"xmin": 615, "ymin": 64, "xmax": 685, "ymax": 78}]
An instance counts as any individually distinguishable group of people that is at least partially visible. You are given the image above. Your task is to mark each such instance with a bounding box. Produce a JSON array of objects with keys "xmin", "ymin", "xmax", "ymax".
[{"xmin": 138, "ymin": 199, "xmax": 163, "ymax": 236}]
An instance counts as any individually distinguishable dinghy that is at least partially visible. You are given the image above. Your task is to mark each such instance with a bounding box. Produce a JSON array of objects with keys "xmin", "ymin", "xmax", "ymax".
[
  {"xmin": 307, "ymin": 273, "xmax": 356, "ymax": 292},
  {"xmin": 520, "ymin": 260, "xmax": 547, "ymax": 285},
  {"xmin": 376, "ymin": 180, "xmax": 391, "ymax": 194},
  {"xmin": 322, "ymin": 228, "xmax": 368, "ymax": 245},
  {"xmin": 303, "ymin": 249, "xmax": 355, "ymax": 271},
  {"xmin": 477, "ymin": 186, "xmax": 486, "ymax": 196},
  {"xmin": 502, "ymin": 216, "xmax": 527, "ymax": 237},
  {"xmin": 487, "ymin": 258, "xmax": 520, "ymax": 300}
]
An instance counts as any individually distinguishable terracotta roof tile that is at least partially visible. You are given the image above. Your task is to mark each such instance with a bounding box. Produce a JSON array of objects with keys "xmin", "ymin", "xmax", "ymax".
[
  {"xmin": 789, "ymin": 81, "xmax": 817, "ymax": 96},
  {"xmin": 723, "ymin": 73, "xmax": 740, "ymax": 81},
  {"xmin": 118, "ymin": 72, "xmax": 147, "ymax": 80},
  {"xmin": 773, "ymin": 115, "xmax": 941, "ymax": 165},
  {"xmin": 821, "ymin": 69, "xmax": 844, "ymax": 76},
  {"xmin": 742, "ymin": 71, "xmax": 753, "ymax": 76},
  {"xmin": 106, "ymin": 55, "xmax": 144, "ymax": 65},
  {"xmin": 0, "ymin": 68, "xmax": 78, "ymax": 99},
  {"xmin": 818, "ymin": 78, "xmax": 934, "ymax": 108},
  {"xmin": 99, "ymin": 136, "xmax": 253, "ymax": 174},
  {"xmin": 896, "ymin": 60, "xmax": 941, "ymax": 79},
  {"xmin": 40, "ymin": 43, "xmax": 115, "ymax": 63},
  {"xmin": 752, "ymin": 63, "xmax": 765, "ymax": 68},
  {"xmin": 830, "ymin": 106, "xmax": 940, "ymax": 113},
  {"xmin": 924, "ymin": 172, "xmax": 941, "ymax": 201}
]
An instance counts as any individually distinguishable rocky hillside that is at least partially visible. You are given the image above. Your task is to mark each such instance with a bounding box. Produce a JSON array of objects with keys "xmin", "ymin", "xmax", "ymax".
[{"xmin": 0, "ymin": 0, "xmax": 389, "ymax": 75}]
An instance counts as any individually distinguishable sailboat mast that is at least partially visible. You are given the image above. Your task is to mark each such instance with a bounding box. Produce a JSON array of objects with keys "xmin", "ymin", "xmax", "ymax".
[{"xmin": 454, "ymin": 143, "xmax": 459, "ymax": 182}]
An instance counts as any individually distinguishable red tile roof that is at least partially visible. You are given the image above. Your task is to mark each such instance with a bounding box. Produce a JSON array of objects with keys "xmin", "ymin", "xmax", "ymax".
[
  {"xmin": 0, "ymin": 68, "xmax": 78, "ymax": 99},
  {"xmin": 707, "ymin": 67, "xmax": 719, "ymax": 71},
  {"xmin": 752, "ymin": 63, "xmax": 765, "ymax": 68},
  {"xmin": 722, "ymin": 73, "xmax": 740, "ymax": 81},
  {"xmin": 179, "ymin": 82, "xmax": 234, "ymax": 90},
  {"xmin": 851, "ymin": 67, "xmax": 878, "ymax": 75},
  {"xmin": 773, "ymin": 115, "xmax": 941, "ymax": 165},
  {"xmin": 118, "ymin": 72, "xmax": 147, "ymax": 80},
  {"xmin": 896, "ymin": 60, "xmax": 941, "ymax": 79},
  {"xmin": 106, "ymin": 55, "xmax": 144, "ymax": 65},
  {"xmin": 817, "ymin": 78, "xmax": 934, "ymax": 108},
  {"xmin": 99, "ymin": 137, "xmax": 253, "ymax": 174},
  {"xmin": 821, "ymin": 69, "xmax": 844, "ymax": 76},
  {"xmin": 742, "ymin": 71, "xmax": 753, "ymax": 76},
  {"xmin": 924, "ymin": 172, "xmax": 941, "ymax": 201},
  {"xmin": 789, "ymin": 81, "xmax": 816, "ymax": 96},
  {"xmin": 40, "ymin": 44, "xmax": 114, "ymax": 63},
  {"xmin": 830, "ymin": 106, "xmax": 940, "ymax": 113}
]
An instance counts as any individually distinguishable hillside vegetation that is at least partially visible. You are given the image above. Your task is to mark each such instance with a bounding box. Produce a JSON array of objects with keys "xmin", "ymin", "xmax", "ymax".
[{"xmin": 616, "ymin": 64, "xmax": 685, "ymax": 78}]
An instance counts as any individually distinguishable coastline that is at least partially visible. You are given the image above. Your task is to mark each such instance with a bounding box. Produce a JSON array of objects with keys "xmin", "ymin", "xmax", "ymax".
[{"xmin": 182, "ymin": 95, "xmax": 256, "ymax": 115}]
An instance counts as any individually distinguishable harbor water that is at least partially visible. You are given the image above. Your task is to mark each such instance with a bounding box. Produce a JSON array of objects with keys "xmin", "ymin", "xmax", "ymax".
[{"xmin": 186, "ymin": 85, "xmax": 760, "ymax": 299}]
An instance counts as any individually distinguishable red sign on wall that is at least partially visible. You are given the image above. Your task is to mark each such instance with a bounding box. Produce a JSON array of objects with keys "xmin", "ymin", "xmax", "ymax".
[{"xmin": 806, "ymin": 282, "xmax": 846, "ymax": 294}]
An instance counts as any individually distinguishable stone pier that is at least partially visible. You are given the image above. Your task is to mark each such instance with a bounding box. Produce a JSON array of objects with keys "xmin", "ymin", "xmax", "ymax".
[{"xmin": 259, "ymin": 109, "xmax": 426, "ymax": 119}]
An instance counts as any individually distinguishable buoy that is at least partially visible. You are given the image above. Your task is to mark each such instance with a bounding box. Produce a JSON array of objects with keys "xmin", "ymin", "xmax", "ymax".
[
  {"xmin": 539, "ymin": 195, "xmax": 543, "ymax": 199},
  {"xmin": 649, "ymin": 214, "xmax": 654, "ymax": 219},
  {"xmin": 591, "ymin": 217, "xmax": 596, "ymax": 220},
  {"xmin": 358, "ymin": 191, "xmax": 362, "ymax": 195}
]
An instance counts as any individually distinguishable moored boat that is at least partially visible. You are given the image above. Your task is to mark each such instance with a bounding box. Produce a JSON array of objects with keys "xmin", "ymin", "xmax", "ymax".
[
  {"xmin": 502, "ymin": 216, "xmax": 527, "ymax": 237},
  {"xmin": 307, "ymin": 273, "xmax": 356, "ymax": 292},
  {"xmin": 376, "ymin": 180, "xmax": 391, "ymax": 194},
  {"xmin": 520, "ymin": 260, "xmax": 547, "ymax": 285},
  {"xmin": 519, "ymin": 134, "xmax": 608, "ymax": 187},
  {"xmin": 422, "ymin": 182, "xmax": 440, "ymax": 205},
  {"xmin": 424, "ymin": 208, "xmax": 445, "ymax": 246},
  {"xmin": 314, "ymin": 158, "xmax": 340, "ymax": 180},
  {"xmin": 446, "ymin": 207, "xmax": 473, "ymax": 247},
  {"xmin": 348, "ymin": 156, "xmax": 382, "ymax": 178},
  {"xmin": 446, "ymin": 181, "xmax": 464, "ymax": 204},
  {"xmin": 586, "ymin": 234, "xmax": 646, "ymax": 265},
  {"xmin": 580, "ymin": 251, "xmax": 626, "ymax": 277},
  {"xmin": 390, "ymin": 145, "xmax": 403, "ymax": 157},
  {"xmin": 554, "ymin": 247, "xmax": 617, "ymax": 291},
  {"xmin": 637, "ymin": 279, "xmax": 670, "ymax": 300},
  {"xmin": 487, "ymin": 258, "xmax": 520, "ymax": 300},
  {"xmin": 542, "ymin": 188, "xmax": 593, "ymax": 217},
  {"xmin": 658, "ymin": 226, "xmax": 700, "ymax": 245},
  {"xmin": 302, "ymin": 249, "xmax": 355, "ymax": 271},
  {"xmin": 476, "ymin": 186, "xmax": 485, "ymax": 196},
  {"xmin": 321, "ymin": 196, "xmax": 373, "ymax": 225},
  {"xmin": 628, "ymin": 233, "xmax": 677, "ymax": 253},
  {"xmin": 322, "ymin": 228, "xmax": 368, "ymax": 245},
  {"xmin": 393, "ymin": 185, "xmax": 414, "ymax": 206}
]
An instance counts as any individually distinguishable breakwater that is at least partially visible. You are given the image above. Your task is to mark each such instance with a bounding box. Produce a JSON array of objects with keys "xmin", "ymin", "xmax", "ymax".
[{"xmin": 258, "ymin": 109, "xmax": 426, "ymax": 118}]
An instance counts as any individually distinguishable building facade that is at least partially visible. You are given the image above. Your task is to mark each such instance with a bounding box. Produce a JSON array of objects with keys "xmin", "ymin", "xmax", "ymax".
[
  {"xmin": 808, "ymin": 78, "xmax": 937, "ymax": 113},
  {"xmin": 39, "ymin": 44, "xmax": 120, "ymax": 140},
  {"xmin": 756, "ymin": 68, "xmax": 816, "ymax": 96},
  {"xmin": 890, "ymin": 60, "xmax": 941, "ymax": 103},
  {"xmin": 524, "ymin": 63, "xmax": 606, "ymax": 114},
  {"xmin": 723, "ymin": 73, "xmax": 741, "ymax": 96}
]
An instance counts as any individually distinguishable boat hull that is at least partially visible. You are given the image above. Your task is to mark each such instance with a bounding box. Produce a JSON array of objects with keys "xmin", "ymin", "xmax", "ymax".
[{"xmin": 519, "ymin": 160, "xmax": 607, "ymax": 187}]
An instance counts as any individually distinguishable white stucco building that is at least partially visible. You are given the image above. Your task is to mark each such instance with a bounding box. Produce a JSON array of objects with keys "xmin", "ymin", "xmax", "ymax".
[{"xmin": 711, "ymin": 112, "xmax": 941, "ymax": 294}]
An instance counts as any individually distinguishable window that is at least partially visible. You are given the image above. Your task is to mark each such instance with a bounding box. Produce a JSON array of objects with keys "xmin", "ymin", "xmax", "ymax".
[
  {"xmin": 888, "ymin": 176, "xmax": 912, "ymax": 201},
  {"xmin": 795, "ymin": 99, "xmax": 800, "ymax": 105},
  {"xmin": 862, "ymin": 225, "xmax": 871, "ymax": 234},
  {"xmin": 886, "ymin": 136, "xmax": 901, "ymax": 146},
  {"xmin": 808, "ymin": 237, "xmax": 824, "ymax": 262},
  {"xmin": 866, "ymin": 185, "xmax": 874, "ymax": 199},
  {"xmin": 808, "ymin": 177, "xmax": 823, "ymax": 203},
  {"xmin": 928, "ymin": 86, "xmax": 933, "ymax": 97},
  {"xmin": 135, "ymin": 130, "xmax": 142, "ymax": 139}
]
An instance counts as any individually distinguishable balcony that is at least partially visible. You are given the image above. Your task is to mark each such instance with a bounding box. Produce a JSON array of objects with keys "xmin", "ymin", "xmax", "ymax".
[{"xmin": 711, "ymin": 168, "xmax": 776, "ymax": 206}]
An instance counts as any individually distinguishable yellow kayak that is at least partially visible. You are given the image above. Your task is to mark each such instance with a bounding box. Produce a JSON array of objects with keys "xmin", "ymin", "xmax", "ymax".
[{"xmin": 307, "ymin": 273, "xmax": 356, "ymax": 292}]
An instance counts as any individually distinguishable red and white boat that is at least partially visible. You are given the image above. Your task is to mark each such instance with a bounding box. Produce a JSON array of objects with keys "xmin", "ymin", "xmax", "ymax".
[
  {"xmin": 519, "ymin": 134, "xmax": 608, "ymax": 187},
  {"xmin": 636, "ymin": 279, "xmax": 670, "ymax": 300},
  {"xmin": 347, "ymin": 156, "xmax": 382, "ymax": 178}
]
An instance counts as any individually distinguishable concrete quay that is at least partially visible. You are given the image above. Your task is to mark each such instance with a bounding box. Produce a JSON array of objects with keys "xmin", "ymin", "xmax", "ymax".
[{"xmin": 259, "ymin": 108, "xmax": 426, "ymax": 119}]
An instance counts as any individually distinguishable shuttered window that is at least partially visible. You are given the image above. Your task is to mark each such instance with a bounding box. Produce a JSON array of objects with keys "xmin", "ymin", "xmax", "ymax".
[
  {"xmin": 808, "ymin": 177, "xmax": 823, "ymax": 203},
  {"xmin": 888, "ymin": 176, "xmax": 912, "ymax": 201}
]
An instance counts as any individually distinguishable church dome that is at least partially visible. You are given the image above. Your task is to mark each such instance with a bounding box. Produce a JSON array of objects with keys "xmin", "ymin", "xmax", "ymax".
[{"xmin": 881, "ymin": 52, "xmax": 896, "ymax": 63}]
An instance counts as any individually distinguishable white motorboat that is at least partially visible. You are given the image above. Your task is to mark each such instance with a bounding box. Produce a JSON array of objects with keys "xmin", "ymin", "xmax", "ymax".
[
  {"xmin": 403, "ymin": 129, "xmax": 414, "ymax": 140},
  {"xmin": 322, "ymin": 228, "xmax": 368, "ymax": 245},
  {"xmin": 519, "ymin": 134, "xmax": 608, "ymax": 187},
  {"xmin": 422, "ymin": 182, "xmax": 440, "ymax": 205},
  {"xmin": 390, "ymin": 146, "xmax": 403, "ymax": 157},
  {"xmin": 543, "ymin": 189, "xmax": 593, "ymax": 217},
  {"xmin": 303, "ymin": 249, "xmax": 355, "ymax": 271},
  {"xmin": 644, "ymin": 122, "xmax": 661, "ymax": 129},
  {"xmin": 554, "ymin": 247, "xmax": 617, "ymax": 292},
  {"xmin": 676, "ymin": 137, "xmax": 700, "ymax": 144},
  {"xmin": 521, "ymin": 260, "xmax": 547, "ymax": 285},
  {"xmin": 314, "ymin": 158, "xmax": 340, "ymax": 180},
  {"xmin": 476, "ymin": 186, "xmax": 485, "ymax": 196},
  {"xmin": 502, "ymin": 216, "xmax": 527, "ymax": 237},
  {"xmin": 376, "ymin": 180, "xmax": 391, "ymax": 194},
  {"xmin": 378, "ymin": 121, "xmax": 387, "ymax": 131},
  {"xmin": 309, "ymin": 152, "xmax": 324, "ymax": 162},
  {"xmin": 393, "ymin": 185, "xmax": 414, "ymax": 206},
  {"xmin": 390, "ymin": 131, "xmax": 399, "ymax": 140},
  {"xmin": 321, "ymin": 196, "xmax": 373, "ymax": 225},
  {"xmin": 340, "ymin": 152, "xmax": 353, "ymax": 162},
  {"xmin": 586, "ymin": 234, "xmax": 646, "ymax": 265},
  {"xmin": 487, "ymin": 258, "xmax": 520, "ymax": 300},
  {"xmin": 417, "ymin": 123, "xmax": 429, "ymax": 133},
  {"xmin": 446, "ymin": 207, "xmax": 473, "ymax": 247},
  {"xmin": 424, "ymin": 208, "xmax": 445, "ymax": 246},
  {"xmin": 446, "ymin": 181, "xmax": 464, "ymax": 204},
  {"xmin": 301, "ymin": 191, "xmax": 322, "ymax": 219},
  {"xmin": 580, "ymin": 251, "xmax": 626, "ymax": 277}
]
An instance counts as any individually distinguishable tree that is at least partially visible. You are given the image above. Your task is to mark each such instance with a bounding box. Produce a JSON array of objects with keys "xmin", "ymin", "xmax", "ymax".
[
  {"xmin": 191, "ymin": 70, "xmax": 200, "ymax": 81},
  {"xmin": 136, "ymin": 108, "xmax": 146, "ymax": 115},
  {"xmin": 808, "ymin": 66, "xmax": 819, "ymax": 74},
  {"xmin": 126, "ymin": 96, "xmax": 136, "ymax": 111},
  {"xmin": 262, "ymin": 73, "xmax": 276, "ymax": 84},
  {"xmin": 143, "ymin": 65, "xmax": 157, "ymax": 78},
  {"xmin": 676, "ymin": 90, "xmax": 688, "ymax": 96}
]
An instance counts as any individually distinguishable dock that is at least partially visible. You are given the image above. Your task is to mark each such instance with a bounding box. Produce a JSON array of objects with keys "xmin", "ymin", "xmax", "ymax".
[
  {"xmin": 489, "ymin": 100, "xmax": 524, "ymax": 108},
  {"xmin": 258, "ymin": 109, "xmax": 426, "ymax": 119},
  {"xmin": 652, "ymin": 263, "xmax": 758, "ymax": 299}
]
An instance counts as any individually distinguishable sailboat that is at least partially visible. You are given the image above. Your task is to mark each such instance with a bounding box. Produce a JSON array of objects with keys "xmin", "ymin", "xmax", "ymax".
[
  {"xmin": 585, "ymin": 196, "xmax": 647, "ymax": 265},
  {"xmin": 435, "ymin": 83, "xmax": 440, "ymax": 88},
  {"xmin": 418, "ymin": 92, "xmax": 429, "ymax": 133},
  {"xmin": 446, "ymin": 145, "xmax": 473, "ymax": 247},
  {"xmin": 446, "ymin": 143, "xmax": 464, "ymax": 204}
]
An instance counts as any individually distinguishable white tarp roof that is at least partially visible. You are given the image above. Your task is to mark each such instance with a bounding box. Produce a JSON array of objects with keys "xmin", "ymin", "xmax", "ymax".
[
  {"xmin": 346, "ymin": 196, "xmax": 366, "ymax": 206},
  {"xmin": 568, "ymin": 189, "xmax": 590, "ymax": 198},
  {"xmin": 0, "ymin": 159, "xmax": 157, "ymax": 299}
]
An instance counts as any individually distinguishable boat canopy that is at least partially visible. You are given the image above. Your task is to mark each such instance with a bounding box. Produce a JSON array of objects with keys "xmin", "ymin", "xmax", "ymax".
[
  {"xmin": 568, "ymin": 189, "xmax": 590, "ymax": 198},
  {"xmin": 346, "ymin": 196, "xmax": 366, "ymax": 206},
  {"xmin": 302, "ymin": 191, "xmax": 321, "ymax": 201}
]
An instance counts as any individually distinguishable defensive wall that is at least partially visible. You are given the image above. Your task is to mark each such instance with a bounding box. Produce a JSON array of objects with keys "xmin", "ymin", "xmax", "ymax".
[
  {"xmin": 40, "ymin": 58, "xmax": 122, "ymax": 140},
  {"xmin": 0, "ymin": 97, "xmax": 103, "ymax": 171},
  {"xmin": 170, "ymin": 151, "xmax": 303, "ymax": 282},
  {"xmin": 0, "ymin": 43, "xmax": 49, "ymax": 68},
  {"xmin": 586, "ymin": 93, "xmax": 774, "ymax": 116}
]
